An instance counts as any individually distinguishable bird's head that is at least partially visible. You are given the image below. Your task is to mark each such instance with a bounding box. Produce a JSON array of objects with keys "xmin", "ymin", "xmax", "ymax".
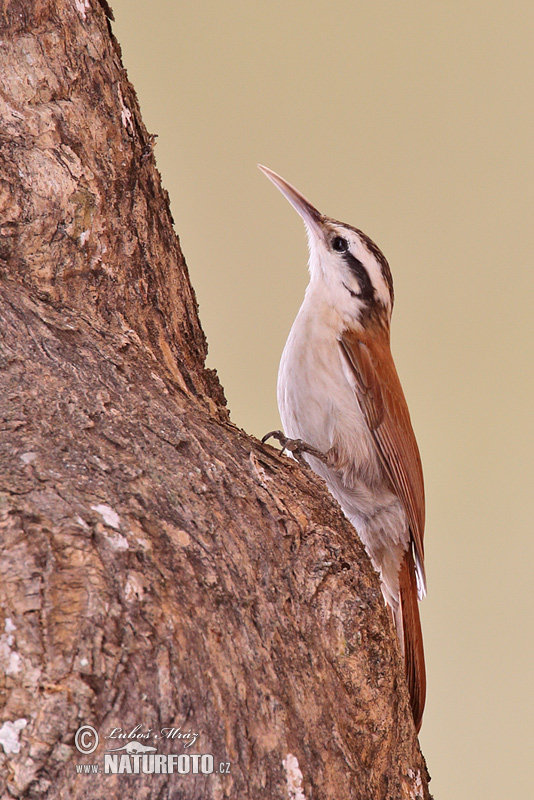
[{"xmin": 258, "ymin": 165, "xmax": 394, "ymax": 327}]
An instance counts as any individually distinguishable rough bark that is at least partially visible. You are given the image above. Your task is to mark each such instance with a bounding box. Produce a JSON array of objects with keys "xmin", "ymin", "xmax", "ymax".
[{"xmin": 0, "ymin": 2, "xmax": 431, "ymax": 798}]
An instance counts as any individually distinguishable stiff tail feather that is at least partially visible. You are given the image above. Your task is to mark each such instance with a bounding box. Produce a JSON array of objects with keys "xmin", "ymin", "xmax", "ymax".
[{"xmin": 397, "ymin": 546, "xmax": 426, "ymax": 732}]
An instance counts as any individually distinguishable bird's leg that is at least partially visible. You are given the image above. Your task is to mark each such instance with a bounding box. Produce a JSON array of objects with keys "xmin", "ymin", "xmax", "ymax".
[{"xmin": 261, "ymin": 430, "xmax": 328, "ymax": 465}]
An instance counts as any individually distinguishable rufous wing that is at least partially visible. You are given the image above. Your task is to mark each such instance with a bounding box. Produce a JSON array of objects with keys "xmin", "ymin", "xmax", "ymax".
[{"xmin": 339, "ymin": 326, "xmax": 426, "ymax": 593}]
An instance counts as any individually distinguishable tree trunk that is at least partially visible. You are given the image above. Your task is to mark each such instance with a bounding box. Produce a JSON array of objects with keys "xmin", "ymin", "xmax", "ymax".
[{"xmin": 0, "ymin": 2, "xmax": 431, "ymax": 798}]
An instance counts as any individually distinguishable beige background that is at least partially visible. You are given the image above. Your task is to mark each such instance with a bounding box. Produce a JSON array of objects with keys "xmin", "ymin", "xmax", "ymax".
[{"xmin": 111, "ymin": 2, "xmax": 533, "ymax": 797}]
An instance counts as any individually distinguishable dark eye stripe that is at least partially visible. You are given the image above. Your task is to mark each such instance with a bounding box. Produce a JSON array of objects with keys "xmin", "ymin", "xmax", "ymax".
[
  {"xmin": 343, "ymin": 251, "xmax": 375, "ymax": 303},
  {"xmin": 328, "ymin": 218, "xmax": 394, "ymax": 306},
  {"xmin": 356, "ymin": 230, "xmax": 394, "ymax": 305}
]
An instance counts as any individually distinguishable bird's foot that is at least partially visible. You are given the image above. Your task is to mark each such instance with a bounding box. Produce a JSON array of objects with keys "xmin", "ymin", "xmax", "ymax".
[{"xmin": 261, "ymin": 430, "xmax": 328, "ymax": 465}]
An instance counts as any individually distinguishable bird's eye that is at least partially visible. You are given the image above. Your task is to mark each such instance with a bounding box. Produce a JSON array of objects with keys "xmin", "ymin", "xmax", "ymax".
[{"xmin": 332, "ymin": 236, "xmax": 349, "ymax": 253}]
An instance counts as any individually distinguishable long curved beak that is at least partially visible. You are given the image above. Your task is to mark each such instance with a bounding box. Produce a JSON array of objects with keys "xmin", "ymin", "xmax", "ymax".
[{"xmin": 258, "ymin": 165, "xmax": 324, "ymax": 238}]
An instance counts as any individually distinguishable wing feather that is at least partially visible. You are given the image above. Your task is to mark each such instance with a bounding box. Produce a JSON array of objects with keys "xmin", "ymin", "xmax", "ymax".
[{"xmin": 339, "ymin": 326, "xmax": 426, "ymax": 594}]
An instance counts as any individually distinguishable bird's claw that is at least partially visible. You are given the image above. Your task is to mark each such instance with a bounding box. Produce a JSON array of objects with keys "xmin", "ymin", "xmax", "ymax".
[{"xmin": 261, "ymin": 430, "xmax": 328, "ymax": 465}]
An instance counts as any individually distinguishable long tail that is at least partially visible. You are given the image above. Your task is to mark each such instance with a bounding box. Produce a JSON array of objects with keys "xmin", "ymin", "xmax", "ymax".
[{"xmin": 397, "ymin": 546, "xmax": 426, "ymax": 732}]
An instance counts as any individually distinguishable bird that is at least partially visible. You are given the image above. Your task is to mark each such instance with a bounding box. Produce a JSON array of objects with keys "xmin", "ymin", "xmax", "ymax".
[{"xmin": 259, "ymin": 165, "xmax": 426, "ymax": 731}]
